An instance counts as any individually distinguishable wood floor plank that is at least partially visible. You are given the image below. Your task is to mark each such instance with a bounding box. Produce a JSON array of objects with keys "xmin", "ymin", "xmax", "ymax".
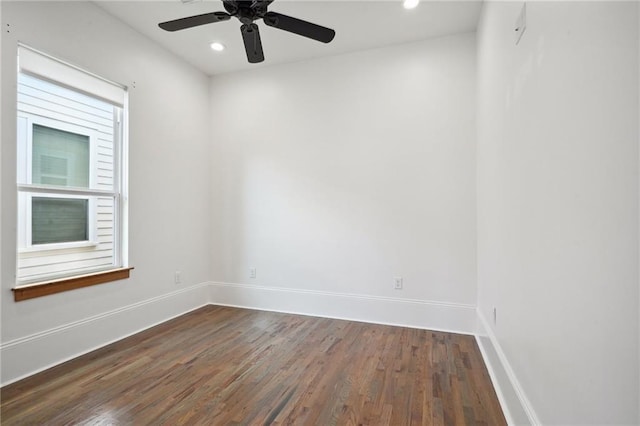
[{"xmin": 1, "ymin": 306, "xmax": 506, "ymax": 425}]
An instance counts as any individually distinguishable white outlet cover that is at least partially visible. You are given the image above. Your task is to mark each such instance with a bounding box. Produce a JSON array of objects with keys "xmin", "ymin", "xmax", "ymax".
[{"xmin": 394, "ymin": 277, "xmax": 403, "ymax": 289}]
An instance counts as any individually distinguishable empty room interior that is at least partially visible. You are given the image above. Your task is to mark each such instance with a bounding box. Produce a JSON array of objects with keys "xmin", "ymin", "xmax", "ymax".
[{"xmin": 0, "ymin": 0, "xmax": 639, "ymax": 424}]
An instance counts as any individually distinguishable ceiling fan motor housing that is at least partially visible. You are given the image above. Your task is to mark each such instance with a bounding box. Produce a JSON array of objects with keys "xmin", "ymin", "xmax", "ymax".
[{"xmin": 223, "ymin": 0, "xmax": 273, "ymax": 23}]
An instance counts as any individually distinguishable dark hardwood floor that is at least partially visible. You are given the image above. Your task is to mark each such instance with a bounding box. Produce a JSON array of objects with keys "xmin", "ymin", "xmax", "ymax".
[{"xmin": 1, "ymin": 306, "xmax": 506, "ymax": 425}]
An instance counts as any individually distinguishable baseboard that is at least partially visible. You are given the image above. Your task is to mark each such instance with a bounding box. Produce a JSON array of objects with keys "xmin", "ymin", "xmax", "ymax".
[
  {"xmin": 0, "ymin": 282, "xmax": 210, "ymax": 386},
  {"xmin": 476, "ymin": 309, "xmax": 541, "ymax": 425},
  {"xmin": 208, "ymin": 281, "xmax": 477, "ymax": 335}
]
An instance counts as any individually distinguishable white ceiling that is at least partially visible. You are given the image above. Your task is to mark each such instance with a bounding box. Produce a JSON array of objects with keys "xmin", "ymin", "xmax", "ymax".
[{"xmin": 97, "ymin": 0, "xmax": 482, "ymax": 76}]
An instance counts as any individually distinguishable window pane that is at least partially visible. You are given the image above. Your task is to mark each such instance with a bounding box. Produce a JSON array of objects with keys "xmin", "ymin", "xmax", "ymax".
[
  {"xmin": 32, "ymin": 197, "xmax": 88, "ymax": 244},
  {"xmin": 32, "ymin": 124, "xmax": 90, "ymax": 188}
]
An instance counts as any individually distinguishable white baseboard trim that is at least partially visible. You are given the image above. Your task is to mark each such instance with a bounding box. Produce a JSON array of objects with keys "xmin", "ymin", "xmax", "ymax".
[
  {"xmin": 0, "ymin": 282, "xmax": 210, "ymax": 387},
  {"xmin": 208, "ymin": 281, "xmax": 477, "ymax": 335},
  {"xmin": 476, "ymin": 310, "xmax": 540, "ymax": 425}
]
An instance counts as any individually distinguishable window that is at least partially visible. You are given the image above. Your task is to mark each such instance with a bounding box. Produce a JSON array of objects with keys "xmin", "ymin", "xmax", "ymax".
[
  {"xmin": 29, "ymin": 124, "xmax": 93, "ymax": 246},
  {"xmin": 32, "ymin": 124, "xmax": 91, "ymax": 188},
  {"xmin": 18, "ymin": 114, "xmax": 99, "ymax": 252},
  {"xmin": 14, "ymin": 45, "xmax": 130, "ymax": 299},
  {"xmin": 32, "ymin": 197, "xmax": 89, "ymax": 245}
]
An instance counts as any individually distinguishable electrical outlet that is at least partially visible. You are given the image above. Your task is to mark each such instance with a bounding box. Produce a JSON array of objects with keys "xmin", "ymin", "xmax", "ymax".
[
  {"xmin": 174, "ymin": 271, "xmax": 182, "ymax": 285},
  {"xmin": 493, "ymin": 307, "xmax": 497, "ymax": 325},
  {"xmin": 394, "ymin": 277, "xmax": 403, "ymax": 290},
  {"xmin": 249, "ymin": 267, "xmax": 256, "ymax": 279}
]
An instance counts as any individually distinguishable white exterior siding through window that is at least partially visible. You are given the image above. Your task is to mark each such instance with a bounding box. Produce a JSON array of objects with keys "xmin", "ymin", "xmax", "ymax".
[{"xmin": 15, "ymin": 45, "xmax": 127, "ymax": 284}]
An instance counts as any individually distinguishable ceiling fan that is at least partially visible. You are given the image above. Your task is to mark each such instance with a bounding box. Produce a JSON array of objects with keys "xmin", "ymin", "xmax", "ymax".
[{"xmin": 158, "ymin": 0, "xmax": 336, "ymax": 64}]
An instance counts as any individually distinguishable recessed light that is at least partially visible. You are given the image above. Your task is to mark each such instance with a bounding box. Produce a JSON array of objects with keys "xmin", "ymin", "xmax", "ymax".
[
  {"xmin": 403, "ymin": 0, "xmax": 419, "ymax": 9},
  {"xmin": 210, "ymin": 42, "xmax": 225, "ymax": 52}
]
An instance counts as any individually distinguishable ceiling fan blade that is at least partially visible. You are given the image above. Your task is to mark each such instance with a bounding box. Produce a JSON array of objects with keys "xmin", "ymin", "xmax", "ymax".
[
  {"xmin": 241, "ymin": 24, "xmax": 265, "ymax": 63},
  {"xmin": 263, "ymin": 12, "xmax": 335, "ymax": 43},
  {"xmin": 159, "ymin": 12, "xmax": 231, "ymax": 32}
]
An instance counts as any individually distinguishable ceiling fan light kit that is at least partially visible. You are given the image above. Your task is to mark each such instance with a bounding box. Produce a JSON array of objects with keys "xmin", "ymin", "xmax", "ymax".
[{"xmin": 159, "ymin": 0, "xmax": 336, "ymax": 64}]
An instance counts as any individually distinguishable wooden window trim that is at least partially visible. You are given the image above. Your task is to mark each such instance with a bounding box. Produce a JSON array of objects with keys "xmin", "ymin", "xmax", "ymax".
[{"xmin": 12, "ymin": 267, "xmax": 134, "ymax": 302}]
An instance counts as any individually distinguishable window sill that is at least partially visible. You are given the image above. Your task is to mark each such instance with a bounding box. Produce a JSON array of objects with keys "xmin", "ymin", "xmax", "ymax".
[{"xmin": 12, "ymin": 267, "xmax": 134, "ymax": 302}]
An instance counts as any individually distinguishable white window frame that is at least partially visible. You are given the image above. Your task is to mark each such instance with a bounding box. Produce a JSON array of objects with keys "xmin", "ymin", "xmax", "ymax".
[{"xmin": 17, "ymin": 113, "xmax": 100, "ymax": 252}]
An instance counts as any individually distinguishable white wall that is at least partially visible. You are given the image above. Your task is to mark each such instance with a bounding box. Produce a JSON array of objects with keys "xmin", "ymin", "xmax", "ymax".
[
  {"xmin": 209, "ymin": 33, "xmax": 477, "ymax": 329},
  {"xmin": 1, "ymin": 2, "xmax": 212, "ymax": 383},
  {"xmin": 477, "ymin": 2, "xmax": 639, "ymax": 424}
]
